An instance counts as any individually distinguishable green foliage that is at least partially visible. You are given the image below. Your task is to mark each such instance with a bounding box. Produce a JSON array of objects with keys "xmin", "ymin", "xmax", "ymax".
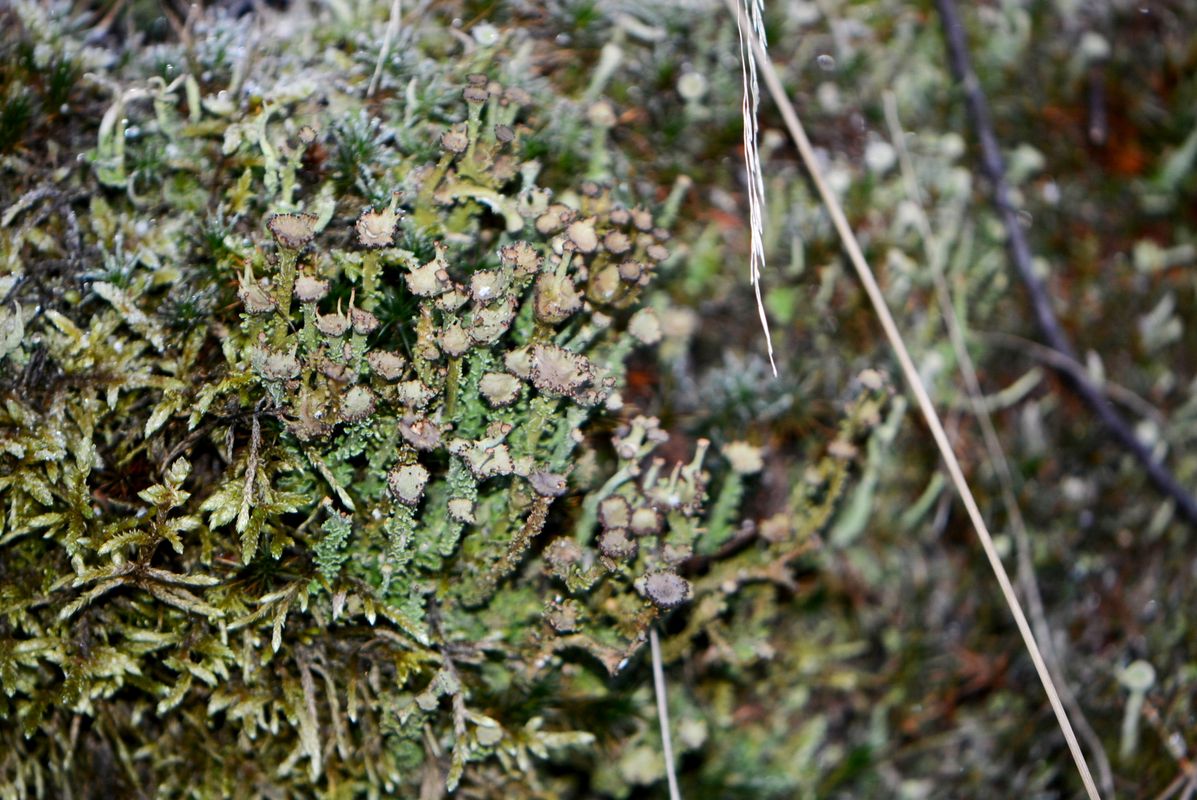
[
  {"xmin": 315, "ymin": 508, "xmax": 353, "ymax": 583},
  {"xmin": 0, "ymin": 6, "xmax": 880, "ymax": 797}
]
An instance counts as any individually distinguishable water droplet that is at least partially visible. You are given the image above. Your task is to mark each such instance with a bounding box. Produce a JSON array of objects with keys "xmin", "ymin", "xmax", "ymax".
[
  {"xmin": 1141, "ymin": 599, "xmax": 1158, "ymax": 621},
  {"xmin": 816, "ymin": 54, "xmax": 836, "ymax": 71}
]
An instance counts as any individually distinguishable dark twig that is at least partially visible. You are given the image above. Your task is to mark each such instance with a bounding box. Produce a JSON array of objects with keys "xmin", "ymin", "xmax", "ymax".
[{"xmin": 935, "ymin": 0, "xmax": 1197, "ymax": 528}]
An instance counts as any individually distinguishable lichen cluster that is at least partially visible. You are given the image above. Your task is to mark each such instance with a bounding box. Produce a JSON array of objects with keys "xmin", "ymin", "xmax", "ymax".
[{"xmin": 0, "ymin": 3, "xmax": 889, "ymax": 796}]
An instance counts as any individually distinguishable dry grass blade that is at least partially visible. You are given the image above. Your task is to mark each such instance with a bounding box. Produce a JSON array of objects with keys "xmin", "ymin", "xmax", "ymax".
[
  {"xmin": 650, "ymin": 627, "xmax": 682, "ymax": 800},
  {"xmin": 730, "ymin": 0, "xmax": 776, "ymax": 376},
  {"xmin": 730, "ymin": 13, "xmax": 1102, "ymax": 800},
  {"xmin": 368, "ymin": 0, "xmax": 403, "ymax": 98},
  {"xmin": 883, "ymin": 90, "xmax": 1114, "ymax": 797}
]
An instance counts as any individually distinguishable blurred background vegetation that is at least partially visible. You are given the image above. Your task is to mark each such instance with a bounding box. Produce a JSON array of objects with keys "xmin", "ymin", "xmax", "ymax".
[{"xmin": 3, "ymin": 0, "xmax": 1197, "ymax": 797}]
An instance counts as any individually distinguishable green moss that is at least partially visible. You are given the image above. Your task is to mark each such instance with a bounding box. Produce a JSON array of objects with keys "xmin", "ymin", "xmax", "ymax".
[{"xmin": 0, "ymin": 7, "xmax": 868, "ymax": 797}]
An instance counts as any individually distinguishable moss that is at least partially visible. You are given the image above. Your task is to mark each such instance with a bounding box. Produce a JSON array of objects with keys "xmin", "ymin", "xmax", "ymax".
[{"xmin": 0, "ymin": 6, "xmax": 874, "ymax": 797}]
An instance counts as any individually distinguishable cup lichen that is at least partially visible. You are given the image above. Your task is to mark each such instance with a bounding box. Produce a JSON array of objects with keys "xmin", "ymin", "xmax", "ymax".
[{"xmin": 0, "ymin": 6, "xmax": 886, "ymax": 798}]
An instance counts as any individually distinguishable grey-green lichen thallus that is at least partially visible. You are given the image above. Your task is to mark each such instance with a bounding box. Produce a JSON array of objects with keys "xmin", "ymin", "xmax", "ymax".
[{"xmin": 0, "ymin": 8, "xmax": 882, "ymax": 797}]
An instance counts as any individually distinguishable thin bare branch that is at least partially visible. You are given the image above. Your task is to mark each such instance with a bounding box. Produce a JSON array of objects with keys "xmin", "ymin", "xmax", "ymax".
[
  {"xmin": 934, "ymin": 0, "xmax": 1197, "ymax": 528},
  {"xmin": 980, "ymin": 330, "xmax": 1165, "ymax": 426}
]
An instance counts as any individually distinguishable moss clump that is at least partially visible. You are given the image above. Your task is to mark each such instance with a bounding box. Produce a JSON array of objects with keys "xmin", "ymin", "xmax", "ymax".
[{"xmin": 0, "ymin": 5, "xmax": 888, "ymax": 797}]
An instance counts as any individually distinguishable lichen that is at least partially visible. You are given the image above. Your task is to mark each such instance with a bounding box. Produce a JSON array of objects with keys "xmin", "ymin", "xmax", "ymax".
[{"xmin": 0, "ymin": 6, "xmax": 885, "ymax": 798}]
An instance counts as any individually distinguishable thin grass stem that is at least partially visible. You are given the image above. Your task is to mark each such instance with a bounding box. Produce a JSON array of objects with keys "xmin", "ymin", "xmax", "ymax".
[
  {"xmin": 724, "ymin": 5, "xmax": 1102, "ymax": 797},
  {"xmin": 650, "ymin": 627, "xmax": 682, "ymax": 800},
  {"xmin": 884, "ymin": 89, "xmax": 1114, "ymax": 798}
]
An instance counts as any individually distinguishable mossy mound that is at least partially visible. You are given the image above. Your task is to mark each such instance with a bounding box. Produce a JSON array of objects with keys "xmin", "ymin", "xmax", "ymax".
[{"xmin": 0, "ymin": 4, "xmax": 881, "ymax": 796}]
